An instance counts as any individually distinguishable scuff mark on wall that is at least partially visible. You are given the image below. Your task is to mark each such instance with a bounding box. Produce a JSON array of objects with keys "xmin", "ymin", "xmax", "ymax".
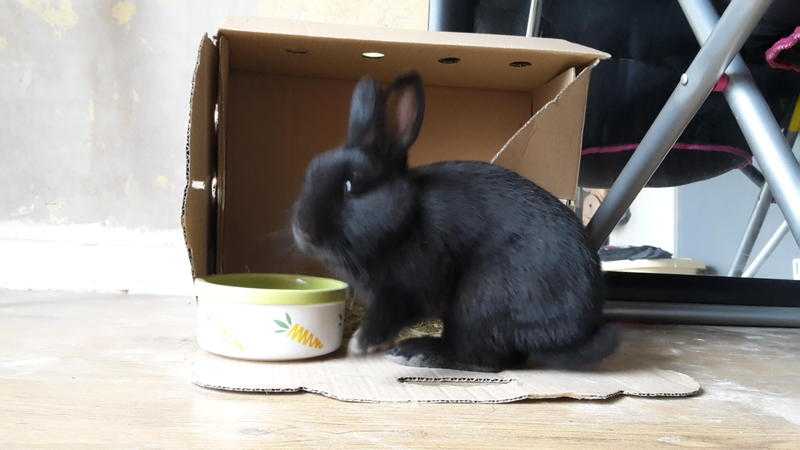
[
  {"xmin": 123, "ymin": 175, "xmax": 134, "ymax": 197},
  {"xmin": 87, "ymin": 99, "xmax": 95, "ymax": 124},
  {"xmin": 13, "ymin": 63, "xmax": 34, "ymax": 95},
  {"xmin": 137, "ymin": 36, "xmax": 155, "ymax": 53},
  {"xmin": 154, "ymin": 175, "xmax": 169, "ymax": 189},
  {"xmin": 11, "ymin": 205, "xmax": 36, "ymax": 218},
  {"xmin": 15, "ymin": 0, "xmax": 79, "ymax": 36},
  {"xmin": 45, "ymin": 200, "xmax": 67, "ymax": 224},
  {"xmin": 111, "ymin": 1, "xmax": 137, "ymax": 26},
  {"xmin": 87, "ymin": 99, "xmax": 96, "ymax": 151}
]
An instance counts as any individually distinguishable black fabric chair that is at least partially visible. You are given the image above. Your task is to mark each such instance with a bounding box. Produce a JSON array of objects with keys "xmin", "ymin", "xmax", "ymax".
[{"xmin": 429, "ymin": 0, "xmax": 800, "ymax": 188}]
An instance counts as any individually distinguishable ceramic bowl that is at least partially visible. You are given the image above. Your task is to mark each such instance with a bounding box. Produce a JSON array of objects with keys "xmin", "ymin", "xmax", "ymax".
[{"xmin": 194, "ymin": 273, "xmax": 348, "ymax": 360}]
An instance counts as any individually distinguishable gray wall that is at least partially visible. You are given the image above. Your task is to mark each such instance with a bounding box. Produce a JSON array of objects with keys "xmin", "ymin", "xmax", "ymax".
[
  {"xmin": 677, "ymin": 170, "xmax": 798, "ymax": 279},
  {"xmin": 1, "ymin": 0, "xmax": 426, "ymax": 230}
]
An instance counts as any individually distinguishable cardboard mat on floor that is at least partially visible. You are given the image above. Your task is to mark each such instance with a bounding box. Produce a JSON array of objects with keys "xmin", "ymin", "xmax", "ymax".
[{"xmin": 192, "ymin": 350, "xmax": 701, "ymax": 403}]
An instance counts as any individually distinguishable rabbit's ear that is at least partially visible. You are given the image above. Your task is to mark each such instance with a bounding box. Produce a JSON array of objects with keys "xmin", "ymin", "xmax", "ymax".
[
  {"xmin": 346, "ymin": 76, "xmax": 383, "ymax": 148},
  {"xmin": 384, "ymin": 71, "xmax": 425, "ymax": 160}
]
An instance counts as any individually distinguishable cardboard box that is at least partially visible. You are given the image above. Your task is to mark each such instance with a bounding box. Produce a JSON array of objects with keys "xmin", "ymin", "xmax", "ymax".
[{"xmin": 183, "ymin": 18, "xmax": 608, "ymax": 277}]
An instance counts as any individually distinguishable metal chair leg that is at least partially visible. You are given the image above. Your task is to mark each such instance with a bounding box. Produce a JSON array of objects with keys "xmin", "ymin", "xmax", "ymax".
[
  {"xmin": 733, "ymin": 133, "xmax": 800, "ymax": 276},
  {"xmin": 427, "ymin": 0, "xmax": 475, "ymax": 32},
  {"xmin": 728, "ymin": 183, "xmax": 773, "ymax": 276},
  {"xmin": 586, "ymin": 0, "xmax": 772, "ymax": 249},
  {"xmin": 680, "ymin": 0, "xmax": 800, "ymax": 248},
  {"xmin": 742, "ymin": 221, "xmax": 790, "ymax": 278},
  {"xmin": 525, "ymin": 0, "xmax": 542, "ymax": 38},
  {"xmin": 728, "ymin": 132, "xmax": 799, "ymax": 276}
]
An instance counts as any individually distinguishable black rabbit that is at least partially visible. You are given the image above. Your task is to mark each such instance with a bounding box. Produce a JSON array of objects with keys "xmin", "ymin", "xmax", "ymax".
[{"xmin": 291, "ymin": 71, "xmax": 617, "ymax": 372}]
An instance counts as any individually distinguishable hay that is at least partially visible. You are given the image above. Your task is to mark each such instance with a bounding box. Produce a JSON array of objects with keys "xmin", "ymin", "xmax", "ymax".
[{"xmin": 343, "ymin": 298, "xmax": 442, "ymax": 339}]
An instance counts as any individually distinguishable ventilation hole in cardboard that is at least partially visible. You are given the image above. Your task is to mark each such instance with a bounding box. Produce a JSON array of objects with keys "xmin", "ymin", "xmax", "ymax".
[
  {"xmin": 361, "ymin": 51, "xmax": 385, "ymax": 60},
  {"xmin": 438, "ymin": 57, "xmax": 460, "ymax": 64},
  {"xmin": 191, "ymin": 180, "xmax": 206, "ymax": 190},
  {"xmin": 285, "ymin": 48, "xmax": 309, "ymax": 55},
  {"xmin": 509, "ymin": 61, "xmax": 532, "ymax": 68}
]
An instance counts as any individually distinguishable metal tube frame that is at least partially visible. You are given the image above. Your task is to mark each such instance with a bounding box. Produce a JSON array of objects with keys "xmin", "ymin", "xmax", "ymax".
[
  {"xmin": 586, "ymin": 0, "xmax": 774, "ymax": 248},
  {"xmin": 680, "ymin": 0, "xmax": 800, "ymax": 249},
  {"xmin": 742, "ymin": 221, "xmax": 790, "ymax": 278},
  {"xmin": 728, "ymin": 183, "xmax": 772, "ymax": 276},
  {"xmin": 729, "ymin": 132, "xmax": 799, "ymax": 276},
  {"xmin": 427, "ymin": 0, "xmax": 474, "ymax": 32},
  {"xmin": 585, "ymin": 0, "xmax": 800, "ymax": 325},
  {"xmin": 525, "ymin": 0, "xmax": 542, "ymax": 38}
]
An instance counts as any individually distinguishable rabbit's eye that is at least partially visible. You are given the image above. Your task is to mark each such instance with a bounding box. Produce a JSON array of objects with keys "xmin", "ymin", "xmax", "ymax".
[{"xmin": 344, "ymin": 179, "xmax": 353, "ymax": 194}]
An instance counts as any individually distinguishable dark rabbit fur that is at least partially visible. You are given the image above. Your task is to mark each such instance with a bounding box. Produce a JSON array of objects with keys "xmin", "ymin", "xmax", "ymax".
[{"xmin": 291, "ymin": 72, "xmax": 617, "ymax": 372}]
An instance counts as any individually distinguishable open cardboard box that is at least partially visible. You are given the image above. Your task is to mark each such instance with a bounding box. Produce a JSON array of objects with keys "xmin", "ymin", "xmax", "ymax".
[{"xmin": 183, "ymin": 17, "xmax": 609, "ymax": 278}]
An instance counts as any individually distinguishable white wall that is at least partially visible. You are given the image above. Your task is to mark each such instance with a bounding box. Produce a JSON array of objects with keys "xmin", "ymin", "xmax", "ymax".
[
  {"xmin": 0, "ymin": 221, "xmax": 192, "ymax": 295},
  {"xmin": 677, "ymin": 170, "xmax": 798, "ymax": 278},
  {"xmin": 609, "ymin": 187, "xmax": 677, "ymax": 254}
]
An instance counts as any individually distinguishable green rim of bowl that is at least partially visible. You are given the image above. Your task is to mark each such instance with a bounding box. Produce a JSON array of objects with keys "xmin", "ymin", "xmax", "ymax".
[{"xmin": 195, "ymin": 273, "xmax": 348, "ymax": 305}]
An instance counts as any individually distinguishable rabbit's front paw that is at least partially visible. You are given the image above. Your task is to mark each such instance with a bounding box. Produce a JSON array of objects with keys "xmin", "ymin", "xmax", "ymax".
[{"xmin": 347, "ymin": 327, "xmax": 394, "ymax": 355}]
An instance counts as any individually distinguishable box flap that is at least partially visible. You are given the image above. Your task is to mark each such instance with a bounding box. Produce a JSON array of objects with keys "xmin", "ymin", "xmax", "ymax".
[
  {"xmin": 182, "ymin": 34, "xmax": 218, "ymax": 277},
  {"xmin": 493, "ymin": 60, "xmax": 598, "ymax": 200},
  {"xmin": 218, "ymin": 17, "xmax": 608, "ymax": 91}
]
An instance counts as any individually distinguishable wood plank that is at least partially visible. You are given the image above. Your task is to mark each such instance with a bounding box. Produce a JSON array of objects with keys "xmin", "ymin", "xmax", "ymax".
[{"xmin": 1, "ymin": 290, "xmax": 798, "ymax": 448}]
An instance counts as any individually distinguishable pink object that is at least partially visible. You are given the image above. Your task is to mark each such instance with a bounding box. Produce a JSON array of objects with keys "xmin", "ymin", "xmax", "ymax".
[
  {"xmin": 582, "ymin": 142, "xmax": 752, "ymax": 168},
  {"xmin": 765, "ymin": 26, "xmax": 800, "ymax": 73},
  {"xmin": 712, "ymin": 74, "xmax": 729, "ymax": 92}
]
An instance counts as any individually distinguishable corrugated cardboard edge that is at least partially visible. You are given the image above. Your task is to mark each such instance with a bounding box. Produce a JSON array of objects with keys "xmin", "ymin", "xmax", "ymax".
[
  {"xmin": 492, "ymin": 59, "xmax": 600, "ymax": 200},
  {"xmin": 221, "ymin": 16, "xmax": 610, "ymax": 60},
  {"xmin": 191, "ymin": 353, "xmax": 702, "ymax": 404},
  {"xmin": 191, "ymin": 383, "xmax": 702, "ymax": 404},
  {"xmin": 215, "ymin": 35, "xmax": 230, "ymax": 274},
  {"xmin": 182, "ymin": 34, "xmax": 219, "ymax": 277}
]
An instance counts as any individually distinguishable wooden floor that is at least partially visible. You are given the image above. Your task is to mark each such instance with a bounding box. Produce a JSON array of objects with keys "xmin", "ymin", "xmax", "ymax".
[{"xmin": 1, "ymin": 290, "xmax": 799, "ymax": 448}]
